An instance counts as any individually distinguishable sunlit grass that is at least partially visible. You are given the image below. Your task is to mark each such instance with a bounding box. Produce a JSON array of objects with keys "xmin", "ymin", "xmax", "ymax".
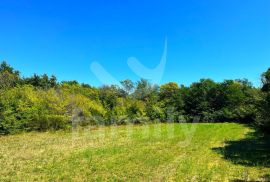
[{"xmin": 0, "ymin": 123, "xmax": 269, "ymax": 181}]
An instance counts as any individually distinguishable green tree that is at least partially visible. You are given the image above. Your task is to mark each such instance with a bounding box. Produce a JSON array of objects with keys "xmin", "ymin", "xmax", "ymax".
[
  {"xmin": 160, "ymin": 82, "xmax": 183, "ymax": 107},
  {"xmin": 184, "ymin": 79, "xmax": 217, "ymax": 121},
  {"xmin": 215, "ymin": 80, "xmax": 256, "ymax": 123},
  {"xmin": 256, "ymin": 68, "xmax": 270, "ymax": 132},
  {"xmin": 159, "ymin": 82, "xmax": 184, "ymax": 121},
  {"xmin": 0, "ymin": 61, "xmax": 21, "ymax": 90},
  {"xmin": 24, "ymin": 74, "xmax": 58, "ymax": 89},
  {"xmin": 261, "ymin": 68, "xmax": 270, "ymax": 92},
  {"xmin": 133, "ymin": 79, "xmax": 159, "ymax": 101},
  {"xmin": 120, "ymin": 79, "xmax": 134, "ymax": 95}
]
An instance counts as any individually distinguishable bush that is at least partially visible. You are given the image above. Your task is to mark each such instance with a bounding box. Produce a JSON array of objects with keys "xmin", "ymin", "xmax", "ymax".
[
  {"xmin": 145, "ymin": 104, "xmax": 165, "ymax": 121},
  {"xmin": 0, "ymin": 85, "xmax": 106, "ymax": 134},
  {"xmin": 256, "ymin": 93, "xmax": 270, "ymax": 133}
]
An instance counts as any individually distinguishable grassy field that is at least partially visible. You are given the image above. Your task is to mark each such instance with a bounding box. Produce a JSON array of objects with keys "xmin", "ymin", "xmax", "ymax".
[{"xmin": 0, "ymin": 123, "xmax": 269, "ymax": 181}]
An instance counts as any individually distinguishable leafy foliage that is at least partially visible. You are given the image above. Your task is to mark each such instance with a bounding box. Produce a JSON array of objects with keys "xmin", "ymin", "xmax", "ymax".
[
  {"xmin": 255, "ymin": 68, "xmax": 270, "ymax": 132},
  {"xmin": 0, "ymin": 61, "xmax": 21, "ymax": 90},
  {"xmin": 0, "ymin": 61, "xmax": 269, "ymax": 134}
]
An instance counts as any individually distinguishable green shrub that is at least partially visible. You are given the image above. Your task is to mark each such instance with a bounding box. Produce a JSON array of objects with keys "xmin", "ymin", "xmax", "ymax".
[{"xmin": 0, "ymin": 85, "xmax": 106, "ymax": 134}]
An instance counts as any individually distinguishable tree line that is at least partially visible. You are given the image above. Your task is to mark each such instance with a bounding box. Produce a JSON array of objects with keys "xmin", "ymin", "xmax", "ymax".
[{"xmin": 0, "ymin": 61, "xmax": 269, "ymax": 134}]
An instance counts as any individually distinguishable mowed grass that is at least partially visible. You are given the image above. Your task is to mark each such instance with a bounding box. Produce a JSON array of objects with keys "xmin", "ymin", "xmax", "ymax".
[{"xmin": 0, "ymin": 123, "xmax": 269, "ymax": 181}]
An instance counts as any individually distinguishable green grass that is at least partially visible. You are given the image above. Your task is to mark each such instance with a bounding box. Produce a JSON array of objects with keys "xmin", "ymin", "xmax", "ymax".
[{"xmin": 0, "ymin": 123, "xmax": 269, "ymax": 181}]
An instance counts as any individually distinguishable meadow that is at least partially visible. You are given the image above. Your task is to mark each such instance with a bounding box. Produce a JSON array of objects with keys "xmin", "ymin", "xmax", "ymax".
[{"xmin": 0, "ymin": 123, "xmax": 269, "ymax": 181}]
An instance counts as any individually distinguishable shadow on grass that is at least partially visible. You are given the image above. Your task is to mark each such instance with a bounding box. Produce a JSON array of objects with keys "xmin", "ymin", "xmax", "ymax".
[{"xmin": 212, "ymin": 130, "xmax": 270, "ymax": 168}]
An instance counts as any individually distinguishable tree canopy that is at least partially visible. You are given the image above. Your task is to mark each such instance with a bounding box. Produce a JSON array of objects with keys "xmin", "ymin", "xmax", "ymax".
[{"xmin": 0, "ymin": 61, "xmax": 269, "ymax": 134}]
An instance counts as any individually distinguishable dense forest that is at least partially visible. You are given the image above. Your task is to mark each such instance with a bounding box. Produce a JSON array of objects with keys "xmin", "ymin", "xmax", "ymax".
[{"xmin": 0, "ymin": 61, "xmax": 269, "ymax": 135}]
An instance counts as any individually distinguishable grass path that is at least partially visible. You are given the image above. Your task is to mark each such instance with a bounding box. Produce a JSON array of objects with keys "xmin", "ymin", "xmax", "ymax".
[{"xmin": 0, "ymin": 123, "xmax": 269, "ymax": 181}]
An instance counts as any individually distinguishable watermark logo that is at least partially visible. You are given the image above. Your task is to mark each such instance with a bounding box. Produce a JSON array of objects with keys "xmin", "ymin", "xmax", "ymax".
[{"xmin": 72, "ymin": 38, "xmax": 199, "ymax": 147}]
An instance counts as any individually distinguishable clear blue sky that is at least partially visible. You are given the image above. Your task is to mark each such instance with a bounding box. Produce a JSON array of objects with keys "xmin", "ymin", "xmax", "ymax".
[{"xmin": 0, "ymin": 0, "xmax": 269, "ymax": 87}]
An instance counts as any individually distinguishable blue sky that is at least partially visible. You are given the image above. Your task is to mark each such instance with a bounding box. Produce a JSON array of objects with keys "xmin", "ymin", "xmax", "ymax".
[{"xmin": 0, "ymin": 0, "xmax": 269, "ymax": 87}]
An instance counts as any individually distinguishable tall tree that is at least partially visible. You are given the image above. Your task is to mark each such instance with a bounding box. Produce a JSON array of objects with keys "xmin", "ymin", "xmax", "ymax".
[
  {"xmin": 256, "ymin": 68, "xmax": 270, "ymax": 132},
  {"xmin": 133, "ymin": 79, "xmax": 159, "ymax": 101},
  {"xmin": 160, "ymin": 82, "xmax": 183, "ymax": 111},
  {"xmin": 24, "ymin": 74, "xmax": 58, "ymax": 89},
  {"xmin": 184, "ymin": 79, "xmax": 217, "ymax": 120},
  {"xmin": 120, "ymin": 79, "xmax": 134, "ymax": 95},
  {"xmin": 0, "ymin": 61, "xmax": 21, "ymax": 90},
  {"xmin": 261, "ymin": 68, "xmax": 270, "ymax": 92}
]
